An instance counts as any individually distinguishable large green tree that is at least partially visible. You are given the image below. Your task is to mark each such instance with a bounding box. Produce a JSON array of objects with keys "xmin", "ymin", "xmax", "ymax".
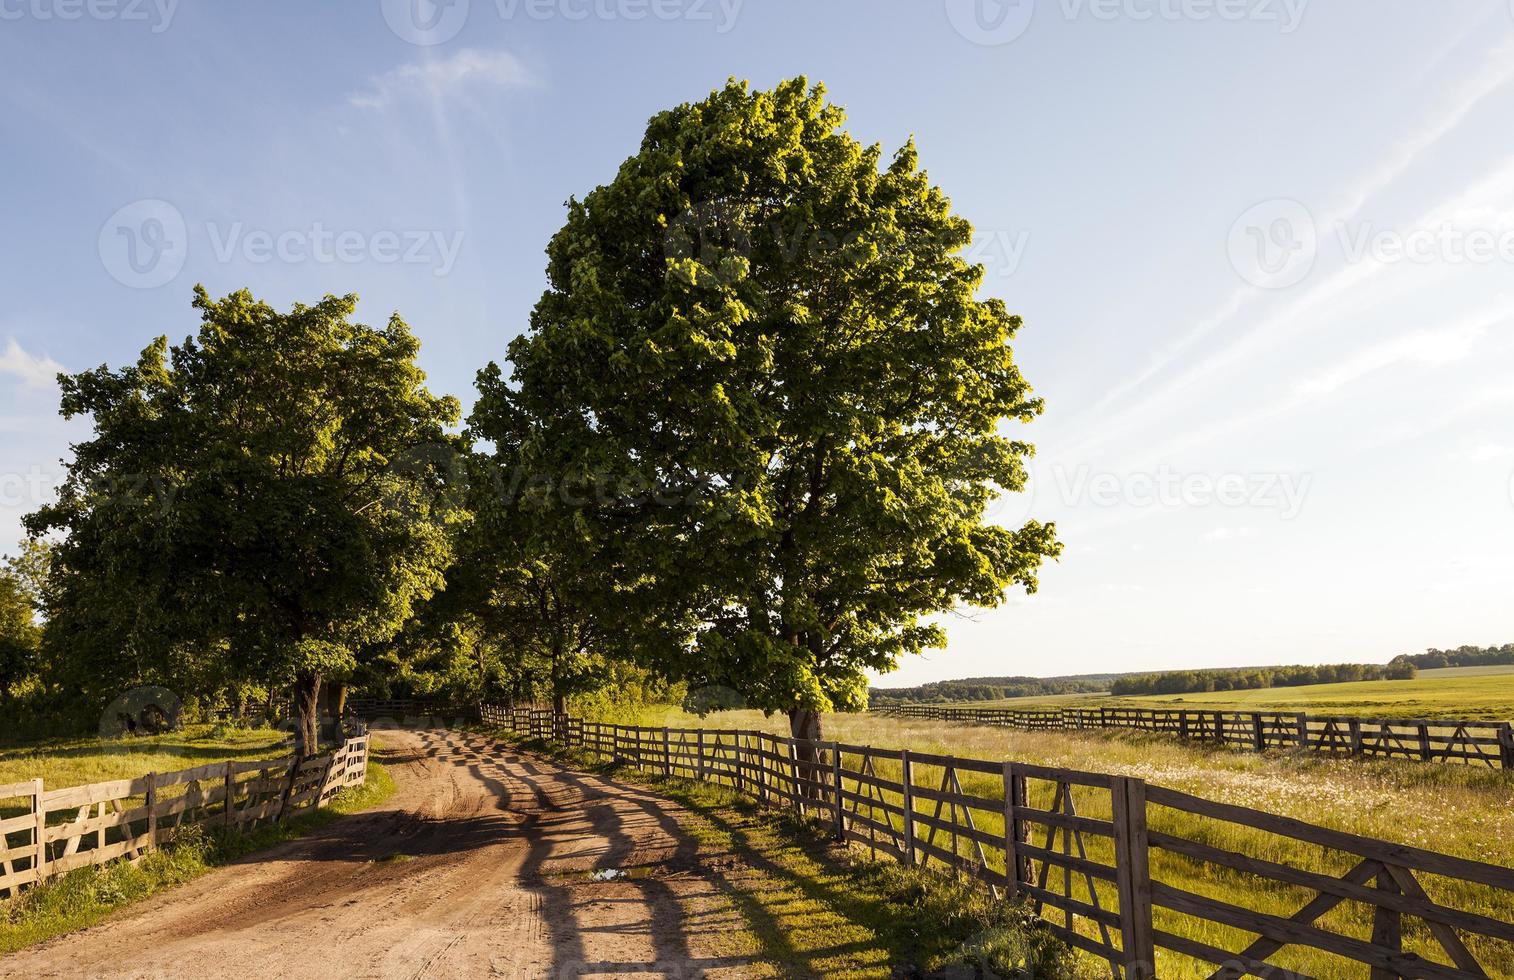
[
  {"xmin": 29, "ymin": 287, "xmax": 461, "ymax": 750},
  {"xmin": 488, "ymin": 78, "xmax": 1060, "ymax": 750}
]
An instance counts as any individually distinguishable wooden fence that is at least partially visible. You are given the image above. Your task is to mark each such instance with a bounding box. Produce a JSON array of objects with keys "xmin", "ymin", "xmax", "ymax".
[
  {"xmin": 346, "ymin": 698, "xmax": 468, "ymax": 719},
  {"xmin": 484, "ymin": 705, "xmax": 1514, "ymax": 979},
  {"xmin": 877, "ymin": 705, "xmax": 1514, "ymax": 770},
  {"xmin": 0, "ymin": 729, "xmax": 370, "ymax": 901}
]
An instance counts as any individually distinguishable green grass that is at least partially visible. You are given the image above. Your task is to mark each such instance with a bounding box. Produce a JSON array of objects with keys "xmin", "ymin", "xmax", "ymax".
[
  {"xmin": 0, "ymin": 759, "xmax": 394, "ymax": 955},
  {"xmin": 0, "ymin": 723, "xmax": 295, "ymax": 790},
  {"xmin": 603, "ymin": 707, "xmax": 1514, "ymax": 978},
  {"xmin": 508, "ymin": 731, "xmax": 1095, "ymax": 979},
  {"xmin": 960, "ymin": 669, "xmax": 1514, "ymax": 719}
]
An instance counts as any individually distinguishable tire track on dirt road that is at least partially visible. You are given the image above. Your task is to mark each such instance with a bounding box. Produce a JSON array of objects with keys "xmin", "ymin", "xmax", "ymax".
[{"xmin": 0, "ymin": 729, "xmax": 763, "ymax": 979}]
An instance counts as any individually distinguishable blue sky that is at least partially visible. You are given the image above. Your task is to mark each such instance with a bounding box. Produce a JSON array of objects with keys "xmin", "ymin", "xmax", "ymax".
[{"xmin": 2, "ymin": 1, "xmax": 1513, "ymax": 683}]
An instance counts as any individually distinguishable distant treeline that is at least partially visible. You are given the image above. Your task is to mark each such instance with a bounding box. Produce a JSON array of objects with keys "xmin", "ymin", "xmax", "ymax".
[
  {"xmin": 1390, "ymin": 644, "xmax": 1514, "ymax": 670},
  {"xmin": 1109, "ymin": 661, "xmax": 1415, "ymax": 696},
  {"xmin": 870, "ymin": 674, "xmax": 1112, "ymax": 705}
]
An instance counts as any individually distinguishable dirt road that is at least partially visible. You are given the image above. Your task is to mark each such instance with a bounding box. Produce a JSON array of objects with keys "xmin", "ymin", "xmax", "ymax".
[{"xmin": 1, "ymin": 730, "xmax": 764, "ymax": 979}]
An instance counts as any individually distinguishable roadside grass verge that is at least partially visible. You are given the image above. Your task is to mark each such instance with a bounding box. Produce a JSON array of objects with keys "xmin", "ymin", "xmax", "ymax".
[
  {"xmin": 504, "ymin": 731, "xmax": 1097, "ymax": 979},
  {"xmin": 0, "ymin": 760, "xmax": 393, "ymax": 956}
]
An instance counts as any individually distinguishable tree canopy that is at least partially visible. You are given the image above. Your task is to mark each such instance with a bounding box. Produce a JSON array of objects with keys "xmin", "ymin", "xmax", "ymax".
[
  {"xmin": 27, "ymin": 287, "xmax": 462, "ymax": 748},
  {"xmin": 481, "ymin": 77, "xmax": 1060, "ymax": 740}
]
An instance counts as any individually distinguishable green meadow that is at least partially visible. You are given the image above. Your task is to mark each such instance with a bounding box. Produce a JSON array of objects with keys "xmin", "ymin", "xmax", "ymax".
[{"xmin": 960, "ymin": 665, "xmax": 1514, "ymax": 719}]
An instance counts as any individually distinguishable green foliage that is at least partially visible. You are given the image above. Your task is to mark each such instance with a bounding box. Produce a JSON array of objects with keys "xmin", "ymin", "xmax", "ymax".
[
  {"xmin": 1109, "ymin": 661, "xmax": 1415, "ymax": 696},
  {"xmin": 871, "ymin": 674, "xmax": 1113, "ymax": 705},
  {"xmin": 0, "ymin": 552, "xmax": 41, "ymax": 702},
  {"xmin": 487, "ymin": 77, "xmax": 1061, "ymax": 725},
  {"xmin": 1392, "ymin": 643, "xmax": 1514, "ymax": 671},
  {"xmin": 25, "ymin": 287, "xmax": 461, "ymax": 738}
]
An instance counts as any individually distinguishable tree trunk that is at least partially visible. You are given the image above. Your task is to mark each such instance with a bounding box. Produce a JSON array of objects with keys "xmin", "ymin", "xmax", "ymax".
[
  {"xmin": 293, "ymin": 670, "xmax": 322, "ymax": 756},
  {"xmin": 331, "ymin": 682, "xmax": 349, "ymax": 739},
  {"xmin": 788, "ymin": 707, "xmax": 823, "ymax": 801}
]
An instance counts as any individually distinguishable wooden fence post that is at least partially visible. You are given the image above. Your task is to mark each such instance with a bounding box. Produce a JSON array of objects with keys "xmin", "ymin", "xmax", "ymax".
[
  {"xmin": 787, "ymin": 740, "xmax": 802, "ymax": 817},
  {"xmin": 31, "ymin": 778, "xmax": 46, "ymax": 882},
  {"xmin": 1251, "ymin": 713, "xmax": 1265, "ymax": 751},
  {"xmin": 1350, "ymin": 718, "xmax": 1364, "ymax": 757},
  {"xmin": 662, "ymin": 727, "xmax": 671, "ymax": 778},
  {"xmin": 1001, "ymin": 762, "xmax": 1020, "ymax": 900},
  {"xmin": 224, "ymin": 765, "xmax": 235, "ymax": 828},
  {"xmin": 1369, "ymin": 871, "xmax": 1403, "ymax": 980},
  {"xmin": 900, "ymin": 750, "xmax": 915, "ymax": 866},
  {"xmin": 831, "ymin": 742, "xmax": 844, "ymax": 841},
  {"xmin": 696, "ymin": 730, "xmax": 706, "ymax": 782},
  {"xmin": 1499, "ymin": 722, "xmax": 1514, "ymax": 770},
  {"xmin": 1111, "ymin": 776, "xmax": 1155, "ymax": 980},
  {"xmin": 143, "ymin": 772, "xmax": 157, "ymax": 853},
  {"xmin": 1417, "ymin": 722, "xmax": 1432, "ymax": 762},
  {"xmin": 1297, "ymin": 713, "xmax": 1309, "ymax": 752}
]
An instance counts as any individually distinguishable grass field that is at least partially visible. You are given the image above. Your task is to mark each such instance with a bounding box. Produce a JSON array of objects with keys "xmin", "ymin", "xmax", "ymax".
[
  {"xmin": 953, "ymin": 666, "xmax": 1514, "ymax": 719},
  {"xmin": 595, "ymin": 705, "xmax": 1514, "ymax": 977},
  {"xmin": 0, "ymin": 723, "xmax": 294, "ymax": 790}
]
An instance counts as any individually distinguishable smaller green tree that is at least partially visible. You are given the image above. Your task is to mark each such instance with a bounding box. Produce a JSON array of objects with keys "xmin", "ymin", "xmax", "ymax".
[
  {"xmin": 0, "ymin": 546, "xmax": 42, "ymax": 702},
  {"xmin": 29, "ymin": 288, "xmax": 462, "ymax": 750}
]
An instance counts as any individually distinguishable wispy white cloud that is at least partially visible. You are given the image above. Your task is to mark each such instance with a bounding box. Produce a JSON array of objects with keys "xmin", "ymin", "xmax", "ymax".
[
  {"xmin": 0, "ymin": 339, "xmax": 63, "ymax": 389},
  {"xmin": 1070, "ymin": 39, "xmax": 1514, "ymax": 442},
  {"xmin": 349, "ymin": 49, "xmax": 532, "ymax": 110}
]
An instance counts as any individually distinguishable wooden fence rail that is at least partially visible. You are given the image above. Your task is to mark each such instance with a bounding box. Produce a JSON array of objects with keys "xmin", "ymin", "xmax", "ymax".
[
  {"xmin": 345, "ymin": 698, "xmax": 468, "ymax": 719},
  {"xmin": 876, "ymin": 705, "xmax": 1514, "ymax": 770},
  {"xmin": 0, "ymin": 727, "xmax": 370, "ymax": 901},
  {"xmin": 483, "ymin": 705, "xmax": 1514, "ymax": 979}
]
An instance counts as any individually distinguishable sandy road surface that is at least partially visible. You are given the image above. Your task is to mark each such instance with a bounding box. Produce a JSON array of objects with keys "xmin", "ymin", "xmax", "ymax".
[{"xmin": 1, "ymin": 729, "xmax": 762, "ymax": 979}]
